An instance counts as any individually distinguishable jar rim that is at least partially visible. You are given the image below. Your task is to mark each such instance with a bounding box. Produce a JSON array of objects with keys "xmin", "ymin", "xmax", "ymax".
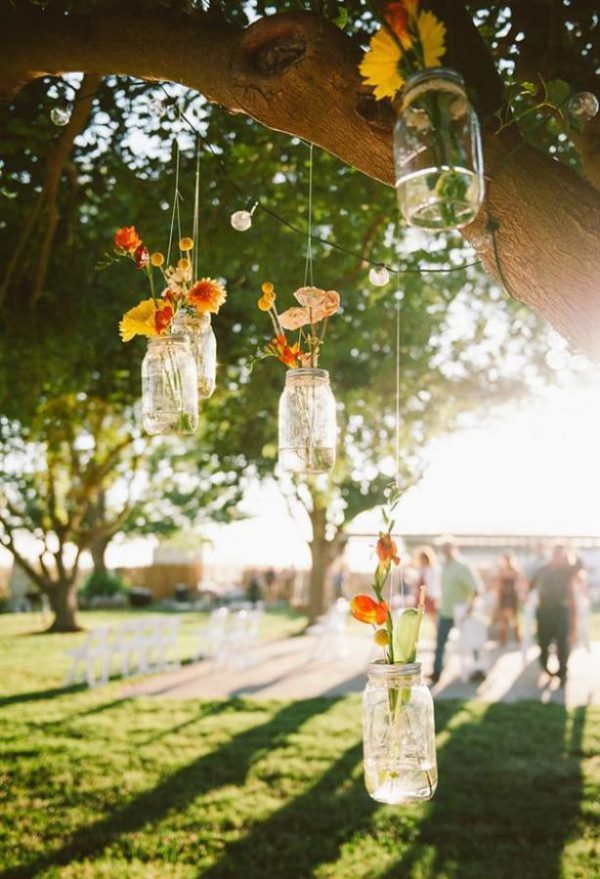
[
  {"xmin": 368, "ymin": 661, "xmax": 422, "ymax": 678},
  {"xmin": 286, "ymin": 367, "xmax": 329, "ymax": 379},
  {"xmin": 403, "ymin": 67, "xmax": 465, "ymax": 92},
  {"xmin": 147, "ymin": 332, "xmax": 190, "ymax": 345}
]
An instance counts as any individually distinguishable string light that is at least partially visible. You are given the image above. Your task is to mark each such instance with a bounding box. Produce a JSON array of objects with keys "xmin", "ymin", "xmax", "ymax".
[
  {"xmin": 230, "ymin": 203, "xmax": 258, "ymax": 232},
  {"xmin": 369, "ymin": 265, "xmax": 390, "ymax": 286},
  {"xmin": 567, "ymin": 91, "xmax": 599, "ymax": 122},
  {"xmin": 50, "ymin": 105, "xmax": 71, "ymax": 126}
]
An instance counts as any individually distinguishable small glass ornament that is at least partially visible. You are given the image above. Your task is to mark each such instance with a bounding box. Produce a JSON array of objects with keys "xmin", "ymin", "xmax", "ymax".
[
  {"xmin": 141, "ymin": 334, "xmax": 199, "ymax": 435},
  {"xmin": 363, "ymin": 661, "xmax": 437, "ymax": 804},
  {"xmin": 369, "ymin": 265, "xmax": 390, "ymax": 287},
  {"xmin": 172, "ymin": 310, "xmax": 217, "ymax": 399},
  {"xmin": 231, "ymin": 210, "xmax": 253, "ymax": 232},
  {"xmin": 394, "ymin": 68, "xmax": 484, "ymax": 231},
  {"xmin": 278, "ymin": 367, "xmax": 336, "ymax": 475},
  {"xmin": 567, "ymin": 91, "xmax": 599, "ymax": 122},
  {"xmin": 50, "ymin": 105, "xmax": 71, "ymax": 126}
]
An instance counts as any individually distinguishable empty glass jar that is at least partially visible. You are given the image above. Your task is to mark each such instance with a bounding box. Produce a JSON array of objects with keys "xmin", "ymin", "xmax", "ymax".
[
  {"xmin": 172, "ymin": 310, "xmax": 217, "ymax": 399},
  {"xmin": 362, "ymin": 661, "xmax": 437, "ymax": 804},
  {"xmin": 394, "ymin": 67, "xmax": 484, "ymax": 231},
  {"xmin": 278, "ymin": 367, "xmax": 336, "ymax": 475},
  {"xmin": 141, "ymin": 334, "xmax": 198, "ymax": 436}
]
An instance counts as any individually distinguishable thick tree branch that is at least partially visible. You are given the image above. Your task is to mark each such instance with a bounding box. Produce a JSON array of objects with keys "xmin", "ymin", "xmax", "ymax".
[{"xmin": 0, "ymin": 6, "xmax": 599, "ymax": 356}]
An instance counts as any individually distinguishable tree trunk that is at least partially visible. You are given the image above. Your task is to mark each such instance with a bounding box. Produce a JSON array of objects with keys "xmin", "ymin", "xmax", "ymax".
[
  {"xmin": 90, "ymin": 533, "xmax": 110, "ymax": 576},
  {"xmin": 46, "ymin": 580, "xmax": 80, "ymax": 633},
  {"xmin": 307, "ymin": 504, "xmax": 343, "ymax": 624},
  {"xmin": 0, "ymin": 6, "xmax": 598, "ymax": 355}
]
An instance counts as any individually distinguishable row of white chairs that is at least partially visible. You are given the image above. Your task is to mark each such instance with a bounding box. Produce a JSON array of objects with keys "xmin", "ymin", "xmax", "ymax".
[
  {"xmin": 64, "ymin": 617, "xmax": 180, "ymax": 688},
  {"xmin": 194, "ymin": 606, "xmax": 263, "ymax": 669}
]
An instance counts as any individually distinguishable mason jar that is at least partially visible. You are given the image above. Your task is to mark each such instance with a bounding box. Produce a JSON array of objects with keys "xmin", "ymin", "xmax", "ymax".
[
  {"xmin": 172, "ymin": 310, "xmax": 217, "ymax": 399},
  {"xmin": 393, "ymin": 67, "xmax": 484, "ymax": 231},
  {"xmin": 278, "ymin": 367, "xmax": 336, "ymax": 475},
  {"xmin": 141, "ymin": 334, "xmax": 198, "ymax": 436},
  {"xmin": 362, "ymin": 661, "xmax": 437, "ymax": 804}
]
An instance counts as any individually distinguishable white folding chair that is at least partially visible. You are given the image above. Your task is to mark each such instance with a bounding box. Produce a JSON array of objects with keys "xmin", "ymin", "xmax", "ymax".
[{"xmin": 64, "ymin": 626, "xmax": 111, "ymax": 688}]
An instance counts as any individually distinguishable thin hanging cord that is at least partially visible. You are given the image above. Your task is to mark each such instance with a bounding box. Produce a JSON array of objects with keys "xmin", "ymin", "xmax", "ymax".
[
  {"xmin": 192, "ymin": 138, "xmax": 201, "ymax": 281},
  {"xmin": 304, "ymin": 142, "xmax": 314, "ymax": 287},
  {"xmin": 166, "ymin": 136, "xmax": 181, "ymax": 265},
  {"xmin": 394, "ymin": 289, "xmax": 405, "ymax": 607}
]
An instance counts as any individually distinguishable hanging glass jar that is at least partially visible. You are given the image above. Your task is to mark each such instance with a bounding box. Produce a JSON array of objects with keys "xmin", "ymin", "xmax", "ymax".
[
  {"xmin": 141, "ymin": 334, "xmax": 198, "ymax": 436},
  {"xmin": 278, "ymin": 367, "xmax": 336, "ymax": 475},
  {"xmin": 362, "ymin": 661, "xmax": 437, "ymax": 804},
  {"xmin": 172, "ymin": 310, "xmax": 217, "ymax": 399},
  {"xmin": 394, "ymin": 67, "xmax": 484, "ymax": 231}
]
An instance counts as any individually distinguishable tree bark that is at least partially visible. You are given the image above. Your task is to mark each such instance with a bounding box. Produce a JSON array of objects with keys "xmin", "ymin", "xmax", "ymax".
[
  {"xmin": 46, "ymin": 580, "xmax": 80, "ymax": 633},
  {"xmin": 90, "ymin": 535, "xmax": 110, "ymax": 576},
  {"xmin": 0, "ymin": 6, "xmax": 599, "ymax": 356},
  {"xmin": 307, "ymin": 503, "xmax": 343, "ymax": 624}
]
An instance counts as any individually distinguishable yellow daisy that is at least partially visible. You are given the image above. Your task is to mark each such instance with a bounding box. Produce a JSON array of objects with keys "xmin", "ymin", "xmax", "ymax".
[
  {"xmin": 119, "ymin": 299, "xmax": 160, "ymax": 342},
  {"xmin": 418, "ymin": 10, "xmax": 446, "ymax": 68},
  {"xmin": 359, "ymin": 28, "xmax": 404, "ymax": 101}
]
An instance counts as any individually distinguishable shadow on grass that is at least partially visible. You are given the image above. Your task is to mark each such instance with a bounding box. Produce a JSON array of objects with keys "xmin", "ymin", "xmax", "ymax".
[
  {"xmin": 192, "ymin": 700, "xmax": 468, "ymax": 879},
  {"xmin": 0, "ymin": 683, "xmax": 88, "ymax": 709},
  {"xmin": 0, "ymin": 698, "xmax": 338, "ymax": 879},
  {"xmin": 376, "ymin": 700, "xmax": 585, "ymax": 879}
]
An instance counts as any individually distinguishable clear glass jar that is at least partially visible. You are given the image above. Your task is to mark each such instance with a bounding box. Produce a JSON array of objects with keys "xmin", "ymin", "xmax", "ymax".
[
  {"xmin": 363, "ymin": 661, "xmax": 437, "ymax": 804},
  {"xmin": 141, "ymin": 334, "xmax": 198, "ymax": 436},
  {"xmin": 172, "ymin": 310, "xmax": 217, "ymax": 399},
  {"xmin": 278, "ymin": 367, "xmax": 336, "ymax": 475},
  {"xmin": 394, "ymin": 67, "xmax": 484, "ymax": 231}
]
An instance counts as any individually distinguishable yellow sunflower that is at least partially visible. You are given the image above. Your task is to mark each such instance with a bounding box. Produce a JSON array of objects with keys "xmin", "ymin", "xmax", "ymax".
[
  {"xmin": 359, "ymin": 28, "xmax": 404, "ymax": 101},
  {"xmin": 119, "ymin": 299, "xmax": 161, "ymax": 342},
  {"xmin": 418, "ymin": 10, "xmax": 446, "ymax": 68}
]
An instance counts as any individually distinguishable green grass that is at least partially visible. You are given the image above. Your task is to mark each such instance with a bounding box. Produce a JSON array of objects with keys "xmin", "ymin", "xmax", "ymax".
[{"xmin": 0, "ymin": 612, "xmax": 598, "ymax": 879}]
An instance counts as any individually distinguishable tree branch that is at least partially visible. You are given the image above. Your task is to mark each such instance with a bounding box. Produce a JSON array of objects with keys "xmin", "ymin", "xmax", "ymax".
[{"xmin": 0, "ymin": 6, "xmax": 599, "ymax": 356}]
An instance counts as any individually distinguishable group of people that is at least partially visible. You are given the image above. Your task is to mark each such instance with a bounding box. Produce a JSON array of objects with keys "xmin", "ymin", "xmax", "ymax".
[{"xmin": 406, "ymin": 539, "xmax": 589, "ymax": 687}]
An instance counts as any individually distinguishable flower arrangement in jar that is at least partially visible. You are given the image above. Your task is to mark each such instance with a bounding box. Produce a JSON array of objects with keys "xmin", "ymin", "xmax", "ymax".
[{"xmin": 256, "ymin": 282, "xmax": 340, "ymax": 475}]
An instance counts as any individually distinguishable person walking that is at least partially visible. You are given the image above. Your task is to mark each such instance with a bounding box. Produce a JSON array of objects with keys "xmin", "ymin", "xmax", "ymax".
[
  {"xmin": 413, "ymin": 546, "xmax": 440, "ymax": 620},
  {"xmin": 494, "ymin": 554, "xmax": 522, "ymax": 646},
  {"xmin": 431, "ymin": 539, "xmax": 479, "ymax": 684},
  {"xmin": 532, "ymin": 544, "xmax": 581, "ymax": 686}
]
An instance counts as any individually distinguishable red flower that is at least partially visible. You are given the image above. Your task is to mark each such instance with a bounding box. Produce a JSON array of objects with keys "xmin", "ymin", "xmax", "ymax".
[
  {"xmin": 268, "ymin": 334, "xmax": 302, "ymax": 368},
  {"xmin": 114, "ymin": 226, "xmax": 142, "ymax": 254},
  {"xmin": 376, "ymin": 533, "xmax": 400, "ymax": 566},
  {"xmin": 385, "ymin": 1, "xmax": 418, "ymax": 41},
  {"xmin": 154, "ymin": 304, "xmax": 173, "ymax": 335},
  {"xmin": 351, "ymin": 594, "xmax": 389, "ymax": 626},
  {"xmin": 134, "ymin": 244, "xmax": 149, "ymax": 269}
]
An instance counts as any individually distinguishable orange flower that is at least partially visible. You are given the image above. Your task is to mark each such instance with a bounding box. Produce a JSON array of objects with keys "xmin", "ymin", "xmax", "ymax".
[
  {"xmin": 134, "ymin": 244, "xmax": 149, "ymax": 269},
  {"xmin": 279, "ymin": 306, "xmax": 312, "ymax": 331},
  {"xmin": 385, "ymin": 0, "xmax": 419, "ymax": 43},
  {"xmin": 155, "ymin": 304, "xmax": 173, "ymax": 335},
  {"xmin": 268, "ymin": 334, "xmax": 301, "ymax": 368},
  {"xmin": 350, "ymin": 594, "xmax": 389, "ymax": 626},
  {"xmin": 376, "ymin": 533, "xmax": 401, "ymax": 566},
  {"xmin": 186, "ymin": 278, "xmax": 226, "ymax": 314},
  {"xmin": 114, "ymin": 226, "xmax": 142, "ymax": 254}
]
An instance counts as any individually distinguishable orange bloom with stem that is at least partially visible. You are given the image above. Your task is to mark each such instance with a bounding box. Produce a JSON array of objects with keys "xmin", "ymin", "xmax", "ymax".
[
  {"xmin": 268, "ymin": 334, "xmax": 301, "ymax": 368},
  {"xmin": 186, "ymin": 278, "xmax": 227, "ymax": 314},
  {"xmin": 377, "ymin": 533, "xmax": 401, "ymax": 566},
  {"xmin": 114, "ymin": 226, "xmax": 142, "ymax": 254},
  {"xmin": 385, "ymin": 1, "xmax": 418, "ymax": 44},
  {"xmin": 350, "ymin": 594, "xmax": 389, "ymax": 626}
]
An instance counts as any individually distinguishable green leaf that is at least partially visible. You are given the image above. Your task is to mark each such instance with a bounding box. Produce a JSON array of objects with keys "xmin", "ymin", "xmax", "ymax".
[
  {"xmin": 393, "ymin": 607, "xmax": 423, "ymax": 664},
  {"xmin": 545, "ymin": 79, "xmax": 570, "ymax": 112}
]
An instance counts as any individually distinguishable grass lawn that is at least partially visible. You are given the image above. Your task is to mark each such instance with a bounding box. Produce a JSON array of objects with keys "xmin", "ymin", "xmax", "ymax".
[{"xmin": 1, "ymin": 612, "xmax": 598, "ymax": 879}]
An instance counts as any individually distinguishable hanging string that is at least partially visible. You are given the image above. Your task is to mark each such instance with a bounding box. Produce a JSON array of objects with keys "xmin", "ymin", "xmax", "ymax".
[
  {"xmin": 304, "ymin": 142, "xmax": 314, "ymax": 287},
  {"xmin": 192, "ymin": 137, "xmax": 201, "ymax": 281},
  {"xmin": 394, "ymin": 287, "xmax": 405, "ymax": 607},
  {"xmin": 166, "ymin": 135, "xmax": 182, "ymax": 265}
]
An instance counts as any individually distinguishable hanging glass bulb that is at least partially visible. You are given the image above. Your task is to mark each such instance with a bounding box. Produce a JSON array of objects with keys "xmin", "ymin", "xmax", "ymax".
[
  {"xmin": 567, "ymin": 91, "xmax": 599, "ymax": 122},
  {"xmin": 50, "ymin": 105, "xmax": 71, "ymax": 126},
  {"xmin": 369, "ymin": 265, "xmax": 390, "ymax": 287},
  {"xmin": 231, "ymin": 210, "xmax": 253, "ymax": 232}
]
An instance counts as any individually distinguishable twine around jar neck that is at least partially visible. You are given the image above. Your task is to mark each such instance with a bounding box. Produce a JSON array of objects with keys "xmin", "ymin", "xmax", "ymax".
[
  {"xmin": 174, "ymin": 310, "xmax": 211, "ymax": 327},
  {"xmin": 368, "ymin": 661, "xmax": 422, "ymax": 681},
  {"xmin": 401, "ymin": 67, "xmax": 466, "ymax": 109},
  {"xmin": 285, "ymin": 367, "xmax": 330, "ymax": 384},
  {"xmin": 147, "ymin": 332, "xmax": 190, "ymax": 347}
]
